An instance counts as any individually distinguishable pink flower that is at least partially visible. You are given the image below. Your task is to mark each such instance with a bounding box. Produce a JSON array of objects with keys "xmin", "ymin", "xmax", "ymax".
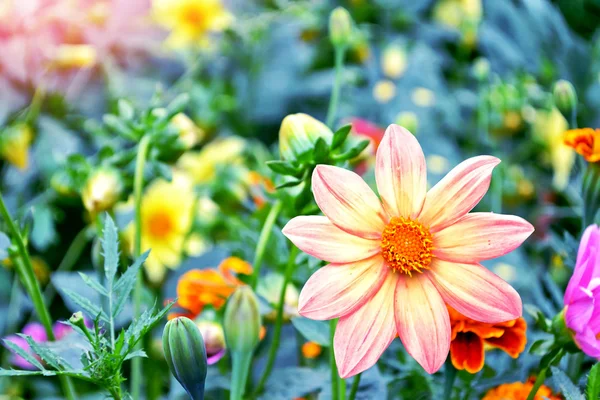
[
  {"xmin": 282, "ymin": 124, "xmax": 534, "ymax": 377},
  {"xmin": 564, "ymin": 225, "xmax": 600, "ymax": 358},
  {"xmin": 3, "ymin": 322, "xmax": 48, "ymax": 370}
]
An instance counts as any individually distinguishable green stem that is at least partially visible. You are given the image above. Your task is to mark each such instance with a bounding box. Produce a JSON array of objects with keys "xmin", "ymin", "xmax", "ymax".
[
  {"xmin": 254, "ymin": 246, "xmax": 299, "ymax": 395},
  {"xmin": 326, "ymin": 47, "xmax": 346, "ymax": 128},
  {"xmin": 250, "ymin": 200, "xmax": 283, "ymax": 289},
  {"xmin": 330, "ymin": 319, "xmax": 339, "ymax": 400},
  {"xmin": 566, "ymin": 353, "xmax": 584, "ymax": 382},
  {"xmin": 131, "ymin": 135, "xmax": 151, "ymax": 400},
  {"xmin": 230, "ymin": 351, "xmax": 253, "ymax": 400},
  {"xmin": 348, "ymin": 373, "xmax": 361, "ymax": 400},
  {"xmin": 339, "ymin": 374, "xmax": 346, "ymax": 400},
  {"xmin": 444, "ymin": 362, "xmax": 457, "ymax": 400},
  {"xmin": 0, "ymin": 192, "xmax": 77, "ymax": 400},
  {"xmin": 526, "ymin": 367, "xmax": 548, "ymax": 400}
]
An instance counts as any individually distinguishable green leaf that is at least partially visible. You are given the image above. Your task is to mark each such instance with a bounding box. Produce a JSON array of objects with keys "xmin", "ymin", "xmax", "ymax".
[
  {"xmin": 21, "ymin": 335, "xmax": 73, "ymax": 370},
  {"xmin": 78, "ymin": 272, "xmax": 108, "ymax": 297},
  {"xmin": 2, "ymin": 339, "xmax": 46, "ymax": 370},
  {"xmin": 124, "ymin": 350, "xmax": 147, "ymax": 361},
  {"xmin": 276, "ymin": 180, "xmax": 303, "ymax": 189},
  {"xmin": 117, "ymin": 99, "xmax": 135, "ymax": 120},
  {"xmin": 103, "ymin": 114, "xmax": 135, "ymax": 140},
  {"xmin": 331, "ymin": 124, "xmax": 352, "ymax": 150},
  {"xmin": 0, "ymin": 369, "xmax": 57, "ymax": 377},
  {"xmin": 550, "ymin": 367, "xmax": 584, "ymax": 400},
  {"xmin": 113, "ymin": 251, "xmax": 149, "ymax": 318},
  {"xmin": 313, "ymin": 138, "xmax": 329, "ymax": 163},
  {"xmin": 529, "ymin": 339, "xmax": 554, "ymax": 356},
  {"xmin": 0, "ymin": 232, "xmax": 10, "ymax": 259},
  {"xmin": 291, "ymin": 317, "xmax": 330, "ymax": 347},
  {"xmin": 587, "ymin": 362, "xmax": 600, "ymax": 400},
  {"xmin": 266, "ymin": 160, "xmax": 302, "ymax": 176},
  {"xmin": 540, "ymin": 347, "xmax": 565, "ymax": 370},
  {"xmin": 102, "ymin": 214, "xmax": 120, "ymax": 285},
  {"xmin": 62, "ymin": 288, "xmax": 108, "ymax": 322},
  {"xmin": 165, "ymin": 94, "xmax": 190, "ymax": 118},
  {"xmin": 332, "ymin": 139, "xmax": 369, "ymax": 161}
]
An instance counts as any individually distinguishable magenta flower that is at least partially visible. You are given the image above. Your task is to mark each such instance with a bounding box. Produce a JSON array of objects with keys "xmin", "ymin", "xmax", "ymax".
[
  {"xmin": 564, "ymin": 224, "xmax": 600, "ymax": 358},
  {"xmin": 282, "ymin": 125, "xmax": 534, "ymax": 377},
  {"xmin": 3, "ymin": 322, "xmax": 48, "ymax": 370}
]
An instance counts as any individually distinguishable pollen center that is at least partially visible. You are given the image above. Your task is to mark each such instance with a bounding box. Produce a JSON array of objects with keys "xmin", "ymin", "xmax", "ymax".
[
  {"xmin": 380, "ymin": 217, "xmax": 433, "ymax": 275},
  {"xmin": 148, "ymin": 212, "xmax": 173, "ymax": 238}
]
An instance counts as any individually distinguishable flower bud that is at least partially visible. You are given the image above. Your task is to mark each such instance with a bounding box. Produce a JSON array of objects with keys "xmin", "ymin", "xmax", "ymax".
[
  {"xmin": 0, "ymin": 123, "xmax": 33, "ymax": 170},
  {"xmin": 223, "ymin": 286, "xmax": 261, "ymax": 354},
  {"xmin": 279, "ymin": 114, "xmax": 333, "ymax": 160},
  {"xmin": 329, "ymin": 7, "xmax": 353, "ymax": 49},
  {"xmin": 553, "ymin": 80, "xmax": 577, "ymax": 118},
  {"xmin": 171, "ymin": 113, "xmax": 205, "ymax": 149},
  {"xmin": 163, "ymin": 317, "xmax": 208, "ymax": 400},
  {"xmin": 69, "ymin": 311, "xmax": 85, "ymax": 326},
  {"xmin": 81, "ymin": 167, "xmax": 123, "ymax": 214},
  {"xmin": 195, "ymin": 320, "xmax": 226, "ymax": 365}
]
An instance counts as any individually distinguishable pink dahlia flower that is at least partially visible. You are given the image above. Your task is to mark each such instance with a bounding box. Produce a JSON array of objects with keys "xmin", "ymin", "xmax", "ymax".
[
  {"xmin": 282, "ymin": 124, "xmax": 534, "ymax": 377},
  {"xmin": 564, "ymin": 224, "xmax": 600, "ymax": 358}
]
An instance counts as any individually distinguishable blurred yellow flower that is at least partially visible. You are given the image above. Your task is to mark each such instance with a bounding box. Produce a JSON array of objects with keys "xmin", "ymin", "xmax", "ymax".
[
  {"xmin": 0, "ymin": 123, "xmax": 33, "ymax": 170},
  {"xmin": 381, "ymin": 45, "xmax": 407, "ymax": 79},
  {"xmin": 426, "ymin": 155, "xmax": 450, "ymax": 175},
  {"xmin": 533, "ymin": 107, "xmax": 574, "ymax": 190},
  {"xmin": 177, "ymin": 136, "xmax": 245, "ymax": 184},
  {"xmin": 171, "ymin": 113, "xmax": 205, "ymax": 149},
  {"xmin": 411, "ymin": 87, "xmax": 436, "ymax": 107},
  {"xmin": 153, "ymin": 0, "xmax": 233, "ymax": 49},
  {"xmin": 82, "ymin": 168, "xmax": 123, "ymax": 215},
  {"xmin": 52, "ymin": 45, "xmax": 97, "ymax": 69},
  {"xmin": 373, "ymin": 80, "xmax": 396, "ymax": 104},
  {"xmin": 126, "ymin": 174, "xmax": 195, "ymax": 283},
  {"xmin": 433, "ymin": 0, "xmax": 482, "ymax": 47},
  {"xmin": 395, "ymin": 111, "xmax": 419, "ymax": 135}
]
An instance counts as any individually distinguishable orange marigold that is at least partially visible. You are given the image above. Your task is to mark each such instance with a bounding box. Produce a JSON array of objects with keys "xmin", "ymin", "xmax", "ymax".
[
  {"xmin": 448, "ymin": 306, "xmax": 527, "ymax": 373},
  {"xmin": 176, "ymin": 257, "xmax": 253, "ymax": 316},
  {"xmin": 482, "ymin": 378, "xmax": 562, "ymax": 400},
  {"xmin": 564, "ymin": 128, "xmax": 600, "ymax": 162}
]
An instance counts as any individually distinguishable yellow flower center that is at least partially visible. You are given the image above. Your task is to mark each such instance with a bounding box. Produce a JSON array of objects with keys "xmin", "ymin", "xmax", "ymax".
[
  {"xmin": 380, "ymin": 217, "xmax": 433, "ymax": 275},
  {"xmin": 148, "ymin": 212, "xmax": 174, "ymax": 238}
]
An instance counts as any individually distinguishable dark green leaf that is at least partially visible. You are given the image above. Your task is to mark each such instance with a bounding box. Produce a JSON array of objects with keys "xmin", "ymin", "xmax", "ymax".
[
  {"xmin": 102, "ymin": 215, "xmax": 120, "ymax": 285},
  {"xmin": 313, "ymin": 138, "xmax": 329, "ymax": 163},
  {"xmin": 332, "ymin": 140, "xmax": 369, "ymax": 161},
  {"xmin": 266, "ymin": 161, "xmax": 302, "ymax": 176},
  {"xmin": 529, "ymin": 339, "xmax": 554, "ymax": 356},
  {"xmin": 276, "ymin": 180, "xmax": 303, "ymax": 189},
  {"xmin": 550, "ymin": 367, "xmax": 584, "ymax": 400},
  {"xmin": 62, "ymin": 288, "xmax": 108, "ymax": 322},
  {"xmin": 331, "ymin": 124, "xmax": 352, "ymax": 150},
  {"xmin": 291, "ymin": 317, "xmax": 330, "ymax": 347}
]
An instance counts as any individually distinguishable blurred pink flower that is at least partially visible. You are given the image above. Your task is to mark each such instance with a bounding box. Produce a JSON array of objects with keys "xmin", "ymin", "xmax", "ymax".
[
  {"xmin": 3, "ymin": 322, "xmax": 47, "ymax": 370},
  {"xmin": 564, "ymin": 224, "xmax": 600, "ymax": 358},
  {"xmin": 283, "ymin": 124, "xmax": 534, "ymax": 377}
]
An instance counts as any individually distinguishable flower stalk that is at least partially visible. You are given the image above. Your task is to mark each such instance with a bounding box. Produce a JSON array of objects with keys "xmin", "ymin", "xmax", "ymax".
[
  {"xmin": 131, "ymin": 134, "xmax": 152, "ymax": 400},
  {"xmin": 326, "ymin": 47, "xmax": 346, "ymax": 129},
  {"xmin": 330, "ymin": 318, "xmax": 339, "ymax": 400},
  {"xmin": 250, "ymin": 199, "xmax": 283, "ymax": 289},
  {"xmin": 0, "ymin": 191, "xmax": 77, "ymax": 400},
  {"xmin": 348, "ymin": 373, "xmax": 361, "ymax": 400}
]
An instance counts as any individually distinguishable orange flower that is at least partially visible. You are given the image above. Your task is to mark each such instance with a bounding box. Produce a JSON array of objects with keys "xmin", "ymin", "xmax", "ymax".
[
  {"xmin": 448, "ymin": 306, "xmax": 527, "ymax": 373},
  {"xmin": 302, "ymin": 341, "xmax": 322, "ymax": 359},
  {"xmin": 564, "ymin": 128, "xmax": 600, "ymax": 162},
  {"xmin": 176, "ymin": 257, "xmax": 253, "ymax": 316},
  {"xmin": 482, "ymin": 378, "xmax": 562, "ymax": 400}
]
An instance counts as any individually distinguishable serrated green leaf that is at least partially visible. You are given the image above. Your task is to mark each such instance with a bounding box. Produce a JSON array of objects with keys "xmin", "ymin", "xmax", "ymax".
[
  {"xmin": 124, "ymin": 350, "xmax": 147, "ymax": 361},
  {"xmin": 332, "ymin": 139, "xmax": 369, "ymax": 161},
  {"xmin": 78, "ymin": 272, "xmax": 108, "ymax": 297},
  {"xmin": 2, "ymin": 338, "xmax": 46, "ymax": 371},
  {"xmin": 331, "ymin": 124, "xmax": 352, "ymax": 150},
  {"xmin": 122, "ymin": 302, "xmax": 174, "ymax": 357},
  {"xmin": 551, "ymin": 367, "xmax": 584, "ymax": 400},
  {"xmin": 21, "ymin": 335, "xmax": 73, "ymax": 370},
  {"xmin": 102, "ymin": 215, "xmax": 120, "ymax": 285},
  {"xmin": 0, "ymin": 369, "xmax": 56, "ymax": 376},
  {"xmin": 587, "ymin": 363, "xmax": 600, "ymax": 400},
  {"xmin": 291, "ymin": 317, "xmax": 330, "ymax": 347},
  {"xmin": 266, "ymin": 161, "xmax": 302, "ymax": 176},
  {"xmin": 62, "ymin": 288, "xmax": 108, "ymax": 322},
  {"xmin": 113, "ymin": 251, "xmax": 149, "ymax": 318}
]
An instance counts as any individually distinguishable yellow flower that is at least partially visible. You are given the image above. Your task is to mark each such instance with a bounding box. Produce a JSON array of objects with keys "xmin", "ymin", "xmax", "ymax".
[
  {"xmin": 125, "ymin": 174, "xmax": 195, "ymax": 283},
  {"xmin": 171, "ymin": 113, "xmax": 205, "ymax": 149},
  {"xmin": 381, "ymin": 45, "xmax": 407, "ymax": 79},
  {"xmin": 81, "ymin": 168, "xmax": 123, "ymax": 215},
  {"xmin": 533, "ymin": 107, "xmax": 574, "ymax": 190},
  {"xmin": 52, "ymin": 45, "xmax": 97, "ymax": 69},
  {"xmin": 373, "ymin": 80, "xmax": 396, "ymax": 104},
  {"xmin": 0, "ymin": 123, "xmax": 33, "ymax": 170},
  {"xmin": 153, "ymin": 0, "xmax": 233, "ymax": 49},
  {"xmin": 433, "ymin": 0, "xmax": 482, "ymax": 47},
  {"xmin": 177, "ymin": 136, "xmax": 245, "ymax": 184},
  {"xmin": 411, "ymin": 87, "xmax": 436, "ymax": 107}
]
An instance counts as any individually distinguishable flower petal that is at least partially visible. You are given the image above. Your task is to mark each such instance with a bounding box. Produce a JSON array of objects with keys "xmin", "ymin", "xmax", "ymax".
[
  {"xmin": 312, "ymin": 165, "xmax": 387, "ymax": 239},
  {"xmin": 566, "ymin": 224, "xmax": 600, "ymax": 303},
  {"xmin": 428, "ymin": 259, "xmax": 522, "ymax": 323},
  {"xmin": 282, "ymin": 216, "xmax": 381, "ymax": 263},
  {"xmin": 298, "ymin": 256, "xmax": 389, "ymax": 320},
  {"xmin": 450, "ymin": 332, "xmax": 485, "ymax": 373},
  {"xmin": 394, "ymin": 274, "xmax": 450, "ymax": 374},
  {"xmin": 375, "ymin": 124, "xmax": 427, "ymax": 218},
  {"xmin": 418, "ymin": 156, "xmax": 500, "ymax": 232},
  {"xmin": 433, "ymin": 213, "xmax": 534, "ymax": 263},
  {"xmin": 334, "ymin": 273, "xmax": 398, "ymax": 378},
  {"xmin": 484, "ymin": 317, "xmax": 527, "ymax": 358}
]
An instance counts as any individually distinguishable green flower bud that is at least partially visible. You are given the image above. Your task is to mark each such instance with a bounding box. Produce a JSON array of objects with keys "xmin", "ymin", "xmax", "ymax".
[
  {"xmin": 163, "ymin": 317, "xmax": 208, "ymax": 400},
  {"xmin": 50, "ymin": 170, "xmax": 78, "ymax": 197},
  {"xmin": 223, "ymin": 286, "xmax": 261, "ymax": 354},
  {"xmin": 279, "ymin": 113, "xmax": 333, "ymax": 160},
  {"xmin": 81, "ymin": 167, "xmax": 123, "ymax": 214},
  {"xmin": 553, "ymin": 79, "xmax": 577, "ymax": 118},
  {"xmin": 69, "ymin": 311, "xmax": 85, "ymax": 326},
  {"xmin": 329, "ymin": 7, "xmax": 353, "ymax": 49}
]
